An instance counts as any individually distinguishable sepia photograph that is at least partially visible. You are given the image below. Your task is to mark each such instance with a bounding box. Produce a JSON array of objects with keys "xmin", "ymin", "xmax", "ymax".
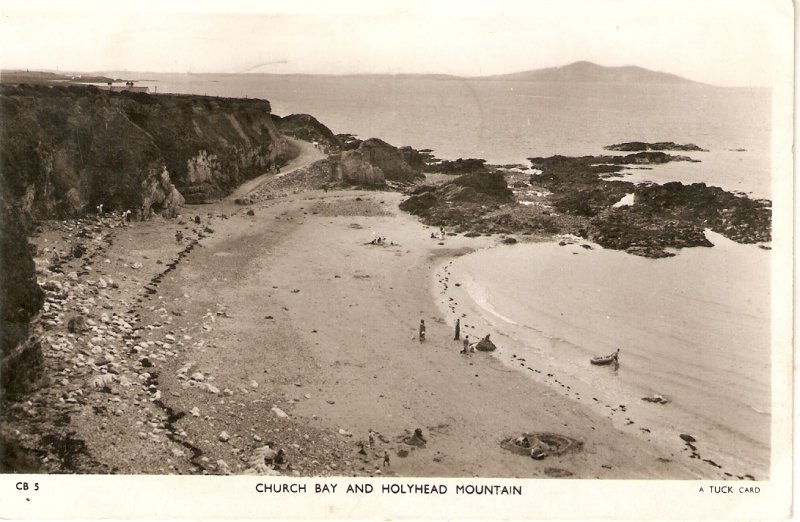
[{"xmin": 0, "ymin": 0, "xmax": 793, "ymax": 519}]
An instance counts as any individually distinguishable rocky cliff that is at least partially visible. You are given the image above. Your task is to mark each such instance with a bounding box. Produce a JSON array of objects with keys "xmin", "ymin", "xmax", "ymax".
[
  {"xmin": 1, "ymin": 84, "xmax": 291, "ymax": 216},
  {"xmin": 0, "ymin": 192, "xmax": 44, "ymax": 398}
]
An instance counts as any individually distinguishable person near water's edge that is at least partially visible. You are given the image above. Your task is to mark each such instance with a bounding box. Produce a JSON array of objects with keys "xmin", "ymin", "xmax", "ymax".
[{"xmin": 454, "ymin": 318, "xmax": 460, "ymax": 340}]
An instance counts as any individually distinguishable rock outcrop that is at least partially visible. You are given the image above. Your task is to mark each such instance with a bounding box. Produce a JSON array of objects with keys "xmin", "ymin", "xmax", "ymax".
[
  {"xmin": 400, "ymin": 147, "xmax": 770, "ymax": 258},
  {"xmin": 272, "ymin": 114, "xmax": 340, "ymax": 151},
  {"xmin": 604, "ymin": 141, "xmax": 708, "ymax": 152},
  {"xmin": 325, "ymin": 138, "xmax": 425, "ymax": 187},
  {"xmin": 400, "ymin": 171, "xmax": 515, "ymax": 227},
  {"xmin": 425, "ymin": 158, "xmax": 488, "ymax": 174},
  {"xmin": 335, "ymin": 151, "xmax": 386, "ymax": 186},
  {"xmin": 355, "ymin": 139, "xmax": 424, "ymax": 182},
  {"xmin": 528, "ymin": 152, "xmax": 771, "ymax": 257}
]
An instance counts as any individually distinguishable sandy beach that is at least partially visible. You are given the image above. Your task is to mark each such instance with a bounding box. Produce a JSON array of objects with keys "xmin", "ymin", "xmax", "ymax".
[{"xmin": 11, "ymin": 139, "xmax": 737, "ymax": 479}]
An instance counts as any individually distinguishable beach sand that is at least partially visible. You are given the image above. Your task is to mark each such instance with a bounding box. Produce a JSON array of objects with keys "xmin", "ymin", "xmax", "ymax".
[{"xmin": 18, "ymin": 141, "xmax": 726, "ymax": 478}]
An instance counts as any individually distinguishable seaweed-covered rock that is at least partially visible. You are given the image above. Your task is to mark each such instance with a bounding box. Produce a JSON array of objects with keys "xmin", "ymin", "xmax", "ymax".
[
  {"xmin": 604, "ymin": 141, "xmax": 707, "ymax": 152},
  {"xmin": 426, "ymin": 158, "xmax": 487, "ymax": 174}
]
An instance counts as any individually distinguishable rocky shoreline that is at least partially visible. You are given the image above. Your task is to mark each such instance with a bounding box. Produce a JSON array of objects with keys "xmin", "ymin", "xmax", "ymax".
[{"xmin": 401, "ymin": 145, "xmax": 771, "ymax": 258}]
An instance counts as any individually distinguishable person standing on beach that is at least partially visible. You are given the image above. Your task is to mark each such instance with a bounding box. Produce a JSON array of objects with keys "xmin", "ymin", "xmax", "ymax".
[
  {"xmin": 462, "ymin": 335, "xmax": 470, "ymax": 354},
  {"xmin": 383, "ymin": 451, "xmax": 390, "ymax": 467},
  {"xmin": 454, "ymin": 318, "xmax": 460, "ymax": 340},
  {"xmin": 419, "ymin": 320, "xmax": 426, "ymax": 342}
]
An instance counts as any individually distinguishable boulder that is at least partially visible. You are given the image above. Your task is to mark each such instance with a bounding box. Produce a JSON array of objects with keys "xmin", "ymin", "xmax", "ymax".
[
  {"xmin": 475, "ymin": 337, "xmax": 497, "ymax": 352},
  {"xmin": 335, "ymin": 150, "xmax": 386, "ymax": 186}
]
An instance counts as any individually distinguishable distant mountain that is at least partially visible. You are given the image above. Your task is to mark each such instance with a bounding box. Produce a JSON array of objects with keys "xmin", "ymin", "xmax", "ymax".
[{"xmin": 479, "ymin": 61, "xmax": 698, "ymax": 84}]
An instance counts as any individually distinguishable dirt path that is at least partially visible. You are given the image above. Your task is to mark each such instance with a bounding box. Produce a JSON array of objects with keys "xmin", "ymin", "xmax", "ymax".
[{"xmin": 229, "ymin": 138, "xmax": 323, "ymax": 200}]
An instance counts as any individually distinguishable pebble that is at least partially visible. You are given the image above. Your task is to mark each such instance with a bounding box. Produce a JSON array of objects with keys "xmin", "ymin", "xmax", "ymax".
[
  {"xmin": 271, "ymin": 406, "xmax": 288, "ymax": 419},
  {"xmin": 218, "ymin": 431, "xmax": 231, "ymax": 442},
  {"xmin": 216, "ymin": 460, "xmax": 231, "ymax": 474},
  {"xmin": 203, "ymin": 383, "xmax": 220, "ymax": 394}
]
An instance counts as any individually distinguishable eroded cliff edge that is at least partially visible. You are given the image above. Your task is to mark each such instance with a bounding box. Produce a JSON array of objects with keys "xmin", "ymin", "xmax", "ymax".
[{"xmin": 2, "ymin": 84, "xmax": 292, "ymax": 219}]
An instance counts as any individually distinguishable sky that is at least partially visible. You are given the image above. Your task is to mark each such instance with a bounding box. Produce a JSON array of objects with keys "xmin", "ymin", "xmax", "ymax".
[{"xmin": 0, "ymin": 0, "xmax": 792, "ymax": 87}]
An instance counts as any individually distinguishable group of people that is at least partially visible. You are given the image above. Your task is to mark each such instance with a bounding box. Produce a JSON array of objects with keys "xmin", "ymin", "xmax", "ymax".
[
  {"xmin": 369, "ymin": 236, "xmax": 394, "ymax": 246},
  {"xmin": 418, "ymin": 317, "xmax": 486, "ymax": 354},
  {"xmin": 429, "ymin": 226, "xmax": 446, "ymax": 240},
  {"xmin": 357, "ymin": 429, "xmax": 391, "ymax": 467},
  {"xmin": 96, "ymin": 204, "xmax": 135, "ymax": 225}
]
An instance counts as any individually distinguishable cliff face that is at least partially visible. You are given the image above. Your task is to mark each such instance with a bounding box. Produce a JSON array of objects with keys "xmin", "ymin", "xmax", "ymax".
[
  {"xmin": 0, "ymin": 192, "xmax": 44, "ymax": 398},
  {"xmin": 1, "ymin": 85, "xmax": 291, "ymax": 216}
]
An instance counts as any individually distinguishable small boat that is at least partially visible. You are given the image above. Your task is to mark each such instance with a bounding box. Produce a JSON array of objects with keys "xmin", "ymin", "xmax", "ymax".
[{"xmin": 591, "ymin": 349, "xmax": 620, "ymax": 366}]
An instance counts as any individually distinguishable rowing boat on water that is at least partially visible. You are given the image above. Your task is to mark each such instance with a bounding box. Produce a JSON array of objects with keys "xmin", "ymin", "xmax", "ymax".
[{"xmin": 591, "ymin": 348, "xmax": 620, "ymax": 366}]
